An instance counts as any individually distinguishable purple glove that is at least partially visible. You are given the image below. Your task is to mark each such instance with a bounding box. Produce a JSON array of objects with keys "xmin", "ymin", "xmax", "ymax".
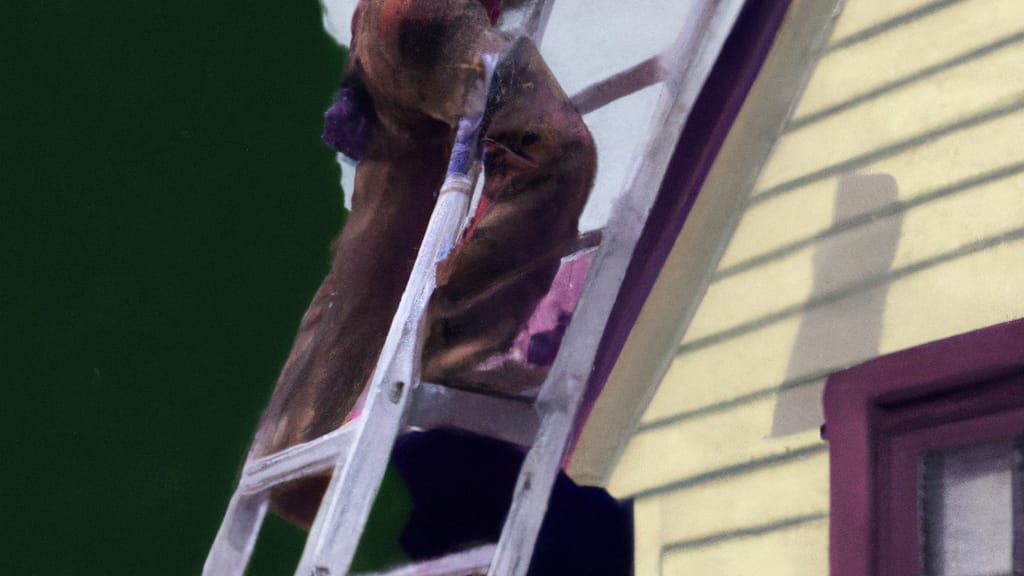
[{"xmin": 322, "ymin": 85, "xmax": 376, "ymax": 161}]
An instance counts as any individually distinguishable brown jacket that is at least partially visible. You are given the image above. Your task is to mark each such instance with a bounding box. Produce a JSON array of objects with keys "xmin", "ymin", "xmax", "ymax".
[{"xmin": 253, "ymin": 0, "xmax": 595, "ymax": 528}]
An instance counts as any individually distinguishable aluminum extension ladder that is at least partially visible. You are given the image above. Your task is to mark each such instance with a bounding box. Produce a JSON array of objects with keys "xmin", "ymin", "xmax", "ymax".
[{"xmin": 204, "ymin": 1, "xmax": 746, "ymax": 573}]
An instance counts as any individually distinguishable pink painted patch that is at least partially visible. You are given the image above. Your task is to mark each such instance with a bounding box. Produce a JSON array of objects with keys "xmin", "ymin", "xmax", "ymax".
[
  {"xmin": 480, "ymin": 245, "xmax": 597, "ymax": 370},
  {"xmin": 342, "ymin": 384, "xmax": 369, "ymax": 425}
]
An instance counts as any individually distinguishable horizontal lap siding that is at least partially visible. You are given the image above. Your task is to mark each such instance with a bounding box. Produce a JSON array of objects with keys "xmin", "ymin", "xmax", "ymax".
[
  {"xmin": 661, "ymin": 515, "xmax": 828, "ymax": 576},
  {"xmin": 609, "ymin": 0, "xmax": 1024, "ymax": 573}
]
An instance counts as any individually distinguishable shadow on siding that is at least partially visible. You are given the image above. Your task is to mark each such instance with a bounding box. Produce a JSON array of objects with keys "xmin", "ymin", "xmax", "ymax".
[{"xmin": 770, "ymin": 174, "xmax": 902, "ymax": 436}]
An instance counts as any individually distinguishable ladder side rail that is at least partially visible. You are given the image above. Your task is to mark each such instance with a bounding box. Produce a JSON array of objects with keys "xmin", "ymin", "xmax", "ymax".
[
  {"xmin": 295, "ymin": 2, "xmax": 560, "ymax": 565},
  {"xmin": 295, "ymin": 45, "xmax": 499, "ymax": 569},
  {"xmin": 294, "ymin": 170, "xmax": 478, "ymax": 576},
  {"xmin": 488, "ymin": 1, "xmax": 749, "ymax": 573},
  {"xmin": 203, "ymin": 489, "xmax": 270, "ymax": 576},
  {"xmin": 497, "ymin": 0, "xmax": 556, "ymax": 45}
]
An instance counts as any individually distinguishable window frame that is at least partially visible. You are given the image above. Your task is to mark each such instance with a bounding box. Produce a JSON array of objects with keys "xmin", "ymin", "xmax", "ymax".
[{"xmin": 823, "ymin": 317, "xmax": 1024, "ymax": 576}]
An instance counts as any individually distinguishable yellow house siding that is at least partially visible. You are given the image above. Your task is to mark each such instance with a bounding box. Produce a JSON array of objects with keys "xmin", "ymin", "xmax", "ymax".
[
  {"xmin": 661, "ymin": 517, "xmax": 828, "ymax": 576},
  {"xmin": 827, "ymin": 0, "xmax": 939, "ymax": 41},
  {"xmin": 568, "ymin": 0, "xmax": 843, "ymax": 486},
  {"xmin": 640, "ymin": 448, "xmax": 829, "ymax": 542},
  {"xmin": 613, "ymin": 399, "xmax": 823, "ymax": 497},
  {"xmin": 881, "ymin": 237, "xmax": 1024, "ymax": 351},
  {"xmin": 722, "ymin": 109, "xmax": 1024, "ymax": 272},
  {"xmin": 608, "ymin": 0, "xmax": 1024, "ymax": 573}
]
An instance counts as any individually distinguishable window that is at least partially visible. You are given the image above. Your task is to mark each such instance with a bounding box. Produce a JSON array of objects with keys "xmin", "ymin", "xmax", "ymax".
[
  {"xmin": 824, "ymin": 318, "xmax": 1024, "ymax": 576},
  {"xmin": 920, "ymin": 438, "xmax": 1021, "ymax": 576}
]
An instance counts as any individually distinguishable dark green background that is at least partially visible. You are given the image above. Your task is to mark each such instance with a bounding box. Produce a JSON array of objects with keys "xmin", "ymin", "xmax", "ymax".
[{"xmin": 1, "ymin": 1, "xmax": 373, "ymax": 573}]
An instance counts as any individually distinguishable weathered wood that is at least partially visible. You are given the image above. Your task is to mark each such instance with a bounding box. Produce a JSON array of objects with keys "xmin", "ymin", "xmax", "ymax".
[
  {"xmin": 239, "ymin": 422, "xmax": 358, "ymax": 495},
  {"xmin": 570, "ymin": 55, "xmax": 665, "ymax": 116},
  {"xmin": 488, "ymin": 1, "xmax": 748, "ymax": 574},
  {"xmin": 294, "ymin": 175, "xmax": 476, "ymax": 576},
  {"xmin": 358, "ymin": 544, "xmax": 495, "ymax": 576},
  {"xmin": 203, "ymin": 490, "xmax": 269, "ymax": 576},
  {"xmin": 409, "ymin": 382, "xmax": 539, "ymax": 448},
  {"xmin": 294, "ymin": 47, "xmax": 496, "ymax": 565},
  {"xmin": 498, "ymin": 0, "xmax": 556, "ymax": 45},
  {"xmin": 239, "ymin": 382, "xmax": 537, "ymax": 498}
]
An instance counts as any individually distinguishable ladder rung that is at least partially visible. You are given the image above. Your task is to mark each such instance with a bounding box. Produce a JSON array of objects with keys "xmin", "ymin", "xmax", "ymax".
[
  {"xmin": 240, "ymin": 422, "xmax": 358, "ymax": 494},
  {"xmin": 408, "ymin": 382, "xmax": 538, "ymax": 448},
  {"xmin": 239, "ymin": 383, "xmax": 539, "ymax": 495},
  {"xmin": 359, "ymin": 544, "xmax": 495, "ymax": 576}
]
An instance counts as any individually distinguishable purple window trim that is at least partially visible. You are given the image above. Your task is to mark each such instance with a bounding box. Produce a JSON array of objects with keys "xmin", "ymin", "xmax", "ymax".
[
  {"xmin": 823, "ymin": 317, "xmax": 1024, "ymax": 576},
  {"xmin": 571, "ymin": 0, "xmax": 793, "ymax": 447}
]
